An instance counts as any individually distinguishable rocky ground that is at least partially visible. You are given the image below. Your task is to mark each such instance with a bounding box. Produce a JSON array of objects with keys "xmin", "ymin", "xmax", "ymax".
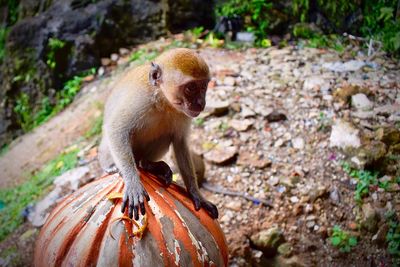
[{"xmin": 0, "ymin": 36, "xmax": 399, "ymax": 266}]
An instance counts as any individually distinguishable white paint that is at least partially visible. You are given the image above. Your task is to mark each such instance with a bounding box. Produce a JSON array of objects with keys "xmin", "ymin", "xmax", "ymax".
[{"xmin": 173, "ymin": 239, "xmax": 181, "ymax": 265}]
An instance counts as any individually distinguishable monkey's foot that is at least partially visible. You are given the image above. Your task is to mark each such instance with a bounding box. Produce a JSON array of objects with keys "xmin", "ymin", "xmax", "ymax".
[
  {"xmin": 141, "ymin": 160, "xmax": 173, "ymax": 186},
  {"xmin": 189, "ymin": 190, "xmax": 219, "ymax": 219},
  {"xmin": 104, "ymin": 164, "xmax": 119, "ymax": 174},
  {"xmin": 121, "ymin": 182, "xmax": 150, "ymax": 220}
]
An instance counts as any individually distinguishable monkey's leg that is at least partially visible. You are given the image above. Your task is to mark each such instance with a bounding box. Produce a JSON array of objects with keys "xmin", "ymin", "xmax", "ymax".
[
  {"xmin": 107, "ymin": 130, "xmax": 150, "ymax": 220},
  {"xmin": 140, "ymin": 160, "xmax": 173, "ymax": 186},
  {"xmin": 173, "ymin": 138, "xmax": 219, "ymax": 219},
  {"xmin": 98, "ymin": 136, "xmax": 118, "ymax": 174}
]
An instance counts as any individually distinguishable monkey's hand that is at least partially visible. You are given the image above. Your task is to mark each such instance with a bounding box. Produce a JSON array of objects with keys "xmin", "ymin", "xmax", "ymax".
[
  {"xmin": 121, "ymin": 180, "xmax": 150, "ymax": 220},
  {"xmin": 189, "ymin": 189, "xmax": 219, "ymax": 219}
]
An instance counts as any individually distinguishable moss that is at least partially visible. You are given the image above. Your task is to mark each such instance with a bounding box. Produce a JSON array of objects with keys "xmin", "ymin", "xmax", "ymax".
[{"xmin": 0, "ymin": 146, "xmax": 80, "ymax": 241}]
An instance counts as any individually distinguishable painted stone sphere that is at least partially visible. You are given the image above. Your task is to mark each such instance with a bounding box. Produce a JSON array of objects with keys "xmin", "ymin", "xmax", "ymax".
[{"xmin": 34, "ymin": 172, "xmax": 228, "ymax": 267}]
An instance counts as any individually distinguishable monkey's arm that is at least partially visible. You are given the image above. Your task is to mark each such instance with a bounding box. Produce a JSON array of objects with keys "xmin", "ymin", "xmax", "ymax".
[
  {"xmin": 172, "ymin": 136, "xmax": 219, "ymax": 219},
  {"xmin": 107, "ymin": 116, "xmax": 149, "ymax": 220}
]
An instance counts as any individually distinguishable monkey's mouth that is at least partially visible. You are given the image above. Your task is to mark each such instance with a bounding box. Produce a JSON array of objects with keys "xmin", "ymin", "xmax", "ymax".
[{"xmin": 185, "ymin": 109, "xmax": 202, "ymax": 117}]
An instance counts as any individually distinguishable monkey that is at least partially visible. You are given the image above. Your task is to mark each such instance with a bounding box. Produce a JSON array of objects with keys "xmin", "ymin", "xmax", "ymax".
[{"xmin": 98, "ymin": 48, "xmax": 218, "ymax": 220}]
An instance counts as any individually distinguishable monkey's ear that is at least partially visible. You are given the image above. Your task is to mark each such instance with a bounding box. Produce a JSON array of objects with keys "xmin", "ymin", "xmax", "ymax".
[{"xmin": 149, "ymin": 62, "xmax": 162, "ymax": 86}]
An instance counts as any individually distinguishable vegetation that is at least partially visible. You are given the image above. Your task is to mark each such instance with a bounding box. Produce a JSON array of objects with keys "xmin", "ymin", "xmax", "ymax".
[
  {"xmin": 14, "ymin": 68, "xmax": 96, "ymax": 132},
  {"xmin": 361, "ymin": 0, "xmax": 400, "ymax": 56},
  {"xmin": 0, "ymin": 26, "xmax": 7, "ymax": 63},
  {"xmin": 216, "ymin": 0, "xmax": 400, "ymax": 56},
  {"xmin": 46, "ymin": 38, "xmax": 66, "ymax": 69},
  {"xmin": 385, "ymin": 211, "xmax": 400, "ymax": 265},
  {"xmin": 84, "ymin": 114, "xmax": 103, "ymax": 139},
  {"xmin": 216, "ymin": 0, "xmax": 273, "ymax": 47},
  {"xmin": 330, "ymin": 225, "xmax": 358, "ymax": 253},
  {"xmin": 129, "ymin": 48, "xmax": 159, "ymax": 64},
  {"xmin": 0, "ymin": 146, "xmax": 80, "ymax": 241}
]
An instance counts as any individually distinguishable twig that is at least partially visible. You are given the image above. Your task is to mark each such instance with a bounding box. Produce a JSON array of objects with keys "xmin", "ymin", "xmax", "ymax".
[
  {"xmin": 342, "ymin": 32, "xmax": 383, "ymax": 58},
  {"xmin": 202, "ymin": 182, "xmax": 273, "ymax": 208}
]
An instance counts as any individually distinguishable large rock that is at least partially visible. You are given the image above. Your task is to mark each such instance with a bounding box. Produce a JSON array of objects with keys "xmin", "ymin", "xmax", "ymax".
[{"xmin": 0, "ymin": 0, "xmax": 214, "ymax": 147}]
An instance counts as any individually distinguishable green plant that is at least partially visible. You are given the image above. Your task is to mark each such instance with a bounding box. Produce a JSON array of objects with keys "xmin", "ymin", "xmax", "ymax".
[
  {"xmin": 85, "ymin": 115, "xmax": 103, "ymax": 139},
  {"xmin": 0, "ymin": 147, "xmax": 79, "ymax": 241},
  {"xmin": 219, "ymin": 121, "xmax": 229, "ymax": 132},
  {"xmin": 14, "ymin": 93, "xmax": 34, "ymax": 132},
  {"xmin": 330, "ymin": 225, "xmax": 358, "ymax": 253},
  {"xmin": 361, "ymin": 0, "xmax": 400, "ymax": 56},
  {"xmin": 193, "ymin": 117, "xmax": 205, "ymax": 127},
  {"xmin": 216, "ymin": 0, "xmax": 273, "ymax": 46},
  {"xmin": 0, "ymin": 26, "xmax": 7, "ymax": 63},
  {"xmin": 292, "ymin": 0, "xmax": 357, "ymax": 28},
  {"xmin": 13, "ymin": 68, "xmax": 96, "ymax": 132},
  {"xmin": 46, "ymin": 38, "xmax": 66, "ymax": 69},
  {"xmin": 342, "ymin": 162, "xmax": 379, "ymax": 203},
  {"xmin": 385, "ymin": 211, "xmax": 400, "ymax": 265},
  {"xmin": 129, "ymin": 49, "xmax": 159, "ymax": 64},
  {"xmin": 185, "ymin": 26, "xmax": 205, "ymax": 42}
]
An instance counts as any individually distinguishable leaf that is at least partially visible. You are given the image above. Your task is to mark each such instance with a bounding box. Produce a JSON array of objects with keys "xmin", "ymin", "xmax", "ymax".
[
  {"xmin": 107, "ymin": 192, "xmax": 123, "ymax": 200},
  {"xmin": 331, "ymin": 236, "xmax": 341, "ymax": 246},
  {"xmin": 348, "ymin": 236, "xmax": 357, "ymax": 246}
]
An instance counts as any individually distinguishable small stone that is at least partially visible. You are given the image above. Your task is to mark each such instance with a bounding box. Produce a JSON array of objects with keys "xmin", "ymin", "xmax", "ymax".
[
  {"xmin": 53, "ymin": 166, "xmax": 91, "ymax": 191},
  {"xmin": 351, "ymin": 93, "xmax": 373, "ymax": 111},
  {"xmin": 250, "ymin": 227, "xmax": 285, "ymax": 257},
  {"xmin": 110, "ymin": 53, "xmax": 119, "ymax": 62},
  {"xmin": 241, "ymin": 107, "xmax": 256, "ymax": 118},
  {"xmin": 97, "ymin": 66, "xmax": 105, "ymax": 76},
  {"xmin": 329, "ymin": 186, "xmax": 341, "ymax": 204},
  {"xmin": 274, "ymin": 138, "xmax": 285, "ymax": 147},
  {"xmin": 266, "ymin": 111, "xmax": 287, "ymax": 122},
  {"xmin": 303, "ymin": 76, "xmax": 329, "ymax": 91},
  {"xmin": 290, "ymin": 196, "xmax": 299, "ymax": 203},
  {"xmin": 309, "ymin": 185, "xmax": 328, "ymax": 202},
  {"xmin": 306, "ymin": 221, "xmax": 315, "ymax": 229},
  {"xmin": 205, "ymin": 100, "xmax": 230, "ymax": 116},
  {"xmin": 277, "ymin": 243, "xmax": 292, "ymax": 257},
  {"xmin": 329, "ymin": 120, "xmax": 361, "ymax": 149},
  {"xmin": 229, "ymin": 119, "xmax": 253, "ymax": 132},
  {"xmin": 119, "ymin": 47, "xmax": 130, "ymax": 56},
  {"xmin": 304, "ymin": 204, "xmax": 313, "ymax": 213},
  {"xmin": 101, "ymin": 58, "xmax": 111, "ymax": 66},
  {"xmin": 224, "ymin": 76, "xmax": 236, "ymax": 86},
  {"xmin": 292, "ymin": 137, "xmax": 305, "ymax": 149},
  {"xmin": 28, "ymin": 187, "xmax": 63, "ymax": 227},
  {"xmin": 372, "ymin": 224, "xmax": 389, "ymax": 245},
  {"xmin": 204, "ymin": 145, "xmax": 238, "ymax": 165},
  {"xmin": 361, "ymin": 203, "xmax": 380, "ymax": 233},
  {"xmin": 348, "ymin": 222, "xmax": 358, "ymax": 230},
  {"xmin": 268, "ymin": 176, "xmax": 280, "ymax": 186},
  {"xmin": 237, "ymin": 151, "xmax": 272, "ymax": 169},
  {"xmin": 225, "ymin": 200, "xmax": 242, "ymax": 211}
]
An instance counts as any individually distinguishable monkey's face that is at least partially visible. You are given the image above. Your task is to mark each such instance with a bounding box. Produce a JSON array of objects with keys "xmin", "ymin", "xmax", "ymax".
[{"xmin": 172, "ymin": 79, "xmax": 209, "ymax": 117}]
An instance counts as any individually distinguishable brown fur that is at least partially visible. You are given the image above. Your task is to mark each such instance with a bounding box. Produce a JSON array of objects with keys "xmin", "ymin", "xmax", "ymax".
[{"xmin": 99, "ymin": 48, "xmax": 218, "ymax": 219}]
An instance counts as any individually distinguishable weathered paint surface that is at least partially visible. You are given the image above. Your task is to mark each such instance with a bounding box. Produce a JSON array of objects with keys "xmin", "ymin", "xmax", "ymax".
[{"xmin": 34, "ymin": 172, "xmax": 228, "ymax": 267}]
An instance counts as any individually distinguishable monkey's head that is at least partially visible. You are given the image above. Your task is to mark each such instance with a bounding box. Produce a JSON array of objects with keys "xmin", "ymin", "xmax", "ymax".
[{"xmin": 149, "ymin": 48, "xmax": 210, "ymax": 118}]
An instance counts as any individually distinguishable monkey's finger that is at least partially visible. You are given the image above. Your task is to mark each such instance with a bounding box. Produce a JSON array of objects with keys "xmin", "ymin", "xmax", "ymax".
[
  {"xmin": 143, "ymin": 190, "xmax": 150, "ymax": 202},
  {"xmin": 121, "ymin": 195, "xmax": 128, "ymax": 213},
  {"xmin": 140, "ymin": 202, "xmax": 146, "ymax": 215},
  {"xmin": 204, "ymin": 202, "xmax": 219, "ymax": 219},
  {"xmin": 133, "ymin": 205, "xmax": 139, "ymax": 221},
  {"xmin": 193, "ymin": 197, "xmax": 201, "ymax": 211},
  {"xmin": 128, "ymin": 201, "xmax": 135, "ymax": 219}
]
